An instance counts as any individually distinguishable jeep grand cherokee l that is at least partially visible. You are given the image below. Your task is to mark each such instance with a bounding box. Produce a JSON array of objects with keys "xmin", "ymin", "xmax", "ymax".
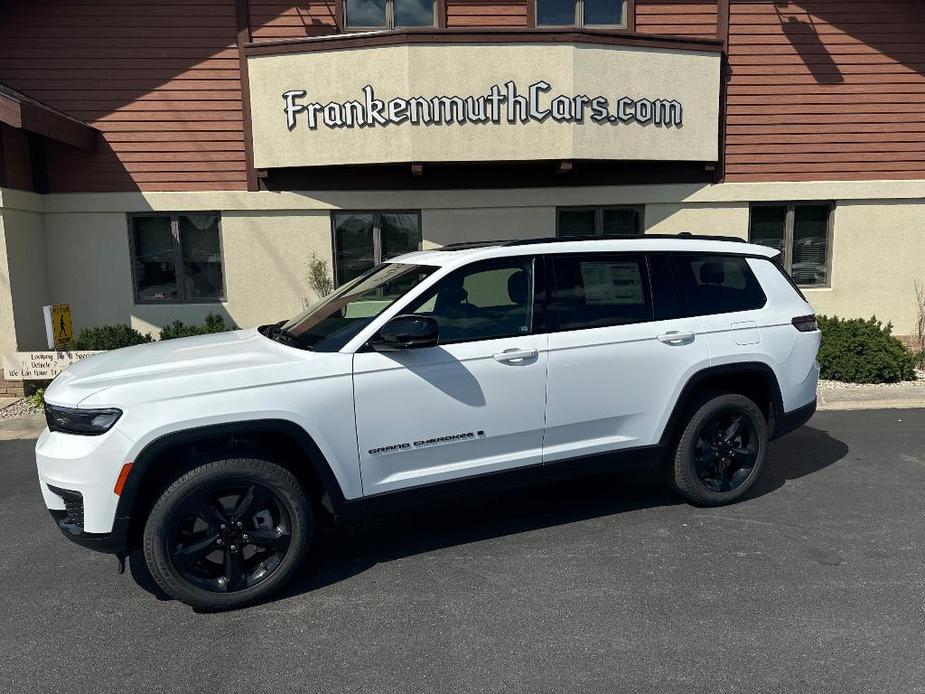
[{"xmin": 36, "ymin": 235, "xmax": 820, "ymax": 609}]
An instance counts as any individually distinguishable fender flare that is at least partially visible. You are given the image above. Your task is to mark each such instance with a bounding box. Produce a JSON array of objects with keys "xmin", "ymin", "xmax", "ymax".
[
  {"xmin": 658, "ymin": 362, "xmax": 784, "ymax": 447},
  {"xmin": 114, "ymin": 418, "xmax": 350, "ymax": 522}
]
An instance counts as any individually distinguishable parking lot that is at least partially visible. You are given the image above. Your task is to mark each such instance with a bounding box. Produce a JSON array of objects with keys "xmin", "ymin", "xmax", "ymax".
[{"xmin": 1, "ymin": 409, "xmax": 924, "ymax": 693}]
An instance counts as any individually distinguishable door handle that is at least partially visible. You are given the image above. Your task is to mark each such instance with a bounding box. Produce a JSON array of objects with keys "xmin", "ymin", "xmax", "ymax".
[
  {"xmin": 657, "ymin": 331, "xmax": 695, "ymax": 345},
  {"xmin": 493, "ymin": 348, "xmax": 538, "ymax": 363}
]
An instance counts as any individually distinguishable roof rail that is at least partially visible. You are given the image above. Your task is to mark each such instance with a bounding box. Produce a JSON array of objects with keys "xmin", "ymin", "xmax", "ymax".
[
  {"xmin": 504, "ymin": 233, "xmax": 747, "ymax": 246},
  {"xmin": 438, "ymin": 233, "xmax": 747, "ymax": 251}
]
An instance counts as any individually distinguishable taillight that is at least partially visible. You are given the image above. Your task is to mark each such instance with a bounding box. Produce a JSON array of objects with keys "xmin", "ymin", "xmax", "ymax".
[{"xmin": 792, "ymin": 315, "xmax": 818, "ymax": 332}]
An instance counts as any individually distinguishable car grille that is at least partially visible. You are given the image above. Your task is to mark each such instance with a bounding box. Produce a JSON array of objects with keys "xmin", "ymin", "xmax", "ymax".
[{"xmin": 47, "ymin": 485, "xmax": 85, "ymax": 528}]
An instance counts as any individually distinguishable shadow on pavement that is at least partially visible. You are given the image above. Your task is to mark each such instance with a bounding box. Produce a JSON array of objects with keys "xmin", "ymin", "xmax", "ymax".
[{"xmin": 129, "ymin": 423, "xmax": 849, "ymax": 607}]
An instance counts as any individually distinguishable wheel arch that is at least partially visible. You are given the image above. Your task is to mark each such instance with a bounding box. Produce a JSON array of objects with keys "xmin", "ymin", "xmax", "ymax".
[
  {"xmin": 659, "ymin": 362, "xmax": 784, "ymax": 448},
  {"xmin": 116, "ymin": 419, "xmax": 350, "ymax": 549}
]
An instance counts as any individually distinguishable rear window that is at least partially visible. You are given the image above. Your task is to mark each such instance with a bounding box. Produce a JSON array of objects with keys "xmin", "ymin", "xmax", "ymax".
[{"xmin": 669, "ymin": 254, "xmax": 767, "ymax": 316}]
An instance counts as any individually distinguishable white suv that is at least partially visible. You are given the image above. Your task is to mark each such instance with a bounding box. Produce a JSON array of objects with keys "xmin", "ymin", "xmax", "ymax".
[{"xmin": 36, "ymin": 235, "xmax": 820, "ymax": 609}]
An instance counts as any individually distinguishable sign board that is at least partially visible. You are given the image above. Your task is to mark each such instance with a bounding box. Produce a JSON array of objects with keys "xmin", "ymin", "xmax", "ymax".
[
  {"xmin": 247, "ymin": 43, "xmax": 721, "ymax": 168},
  {"xmin": 42, "ymin": 304, "xmax": 73, "ymax": 350},
  {"xmin": 1, "ymin": 351, "xmax": 101, "ymax": 381}
]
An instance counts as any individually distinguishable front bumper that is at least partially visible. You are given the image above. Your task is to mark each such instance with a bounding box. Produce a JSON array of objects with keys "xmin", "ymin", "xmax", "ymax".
[{"xmin": 35, "ymin": 425, "xmax": 136, "ymax": 537}]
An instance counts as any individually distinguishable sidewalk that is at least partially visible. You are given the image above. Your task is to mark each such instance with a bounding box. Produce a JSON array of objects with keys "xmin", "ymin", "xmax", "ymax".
[{"xmin": 817, "ymin": 381, "xmax": 925, "ymax": 411}]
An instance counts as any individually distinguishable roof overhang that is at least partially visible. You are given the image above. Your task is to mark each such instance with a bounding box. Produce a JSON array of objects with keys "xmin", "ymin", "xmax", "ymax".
[{"xmin": 0, "ymin": 83, "xmax": 98, "ymax": 151}]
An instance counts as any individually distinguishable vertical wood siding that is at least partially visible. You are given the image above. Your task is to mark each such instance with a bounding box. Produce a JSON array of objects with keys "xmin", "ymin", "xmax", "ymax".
[
  {"xmin": 725, "ymin": 0, "xmax": 925, "ymax": 181},
  {"xmin": 635, "ymin": 1, "xmax": 719, "ymax": 38},
  {"xmin": 0, "ymin": 0, "xmax": 246, "ymax": 192}
]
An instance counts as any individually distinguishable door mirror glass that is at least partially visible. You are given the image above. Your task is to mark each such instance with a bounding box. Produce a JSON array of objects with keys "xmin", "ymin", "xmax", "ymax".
[{"xmin": 372, "ymin": 314, "xmax": 439, "ymax": 350}]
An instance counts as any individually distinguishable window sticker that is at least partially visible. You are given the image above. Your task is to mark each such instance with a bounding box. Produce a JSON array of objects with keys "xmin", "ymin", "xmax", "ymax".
[{"xmin": 580, "ymin": 262, "xmax": 644, "ymax": 305}]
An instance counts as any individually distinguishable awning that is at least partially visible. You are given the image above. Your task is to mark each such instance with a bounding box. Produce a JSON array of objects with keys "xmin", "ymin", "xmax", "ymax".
[{"xmin": 0, "ymin": 82, "xmax": 97, "ymax": 151}]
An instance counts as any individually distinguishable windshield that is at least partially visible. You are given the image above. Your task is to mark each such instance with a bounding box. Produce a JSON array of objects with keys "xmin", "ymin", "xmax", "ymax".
[{"xmin": 275, "ymin": 263, "xmax": 437, "ymax": 352}]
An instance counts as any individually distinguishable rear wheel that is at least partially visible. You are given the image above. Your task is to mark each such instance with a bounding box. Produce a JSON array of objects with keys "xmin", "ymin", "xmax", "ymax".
[
  {"xmin": 143, "ymin": 457, "xmax": 312, "ymax": 610},
  {"xmin": 669, "ymin": 393, "xmax": 768, "ymax": 506}
]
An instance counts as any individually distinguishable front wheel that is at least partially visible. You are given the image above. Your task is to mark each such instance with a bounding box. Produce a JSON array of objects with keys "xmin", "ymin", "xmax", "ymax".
[
  {"xmin": 669, "ymin": 393, "xmax": 768, "ymax": 506},
  {"xmin": 143, "ymin": 457, "xmax": 312, "ymax": 610}
]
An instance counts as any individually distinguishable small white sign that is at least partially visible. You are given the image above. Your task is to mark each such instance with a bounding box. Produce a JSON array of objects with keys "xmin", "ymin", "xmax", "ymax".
[{"xmin": 1, "ymin": 351, "xmax": 102, "ymax": 381}]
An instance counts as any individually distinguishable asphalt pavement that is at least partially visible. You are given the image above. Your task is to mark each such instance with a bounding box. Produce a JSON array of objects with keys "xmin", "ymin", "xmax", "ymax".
[{"xmin": 1, "ymin": 410, "xmax": 924, "ymax": 693}]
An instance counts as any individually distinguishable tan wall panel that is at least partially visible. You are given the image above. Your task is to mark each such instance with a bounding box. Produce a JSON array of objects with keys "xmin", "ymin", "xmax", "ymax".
[
  {"xmin": 247, "ymin": 43, "xmax": 721, "ymax": 168},
  {"xmin": 644, "ymin": 203, "xmax": 750, "ymax": 238},
  {"xmin": 3, "ymin": 208, "xmax": 51, "ymax": 350},
  {"xmin": 422, "ymin": 206, "xmax": 555, "ymax": 247},
  {"xmin": 805, "ymin": 201, "xmax": 925, "ymax": 334},
  {"xmin": 43, "ymin": 212, "xmax": 136, "ymax": 334}
]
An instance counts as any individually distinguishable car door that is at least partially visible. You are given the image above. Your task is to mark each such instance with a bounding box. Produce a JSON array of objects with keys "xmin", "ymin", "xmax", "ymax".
[
  {"xmin": 352, "ymin": 256, "xmax": 549, "ymax": 496},
  {"xmin": 542, "ymin": 252, "xmax": 710, "ymax": 463}
]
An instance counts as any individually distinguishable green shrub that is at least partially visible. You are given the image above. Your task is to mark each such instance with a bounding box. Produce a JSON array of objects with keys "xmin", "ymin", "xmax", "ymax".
[
  {"xmin": 817, "ymin": 315, "xmax": 917, "ymax": 384},
  {"xmin": 158, "ymin": 312, "xmax": 236, "ymax": 341},
  {"xmin": 73, "ymin": 324, "xmax": 153, "ymax": 350},
  {"xmin": 27, "ymin": 388, "xmax": 45, "ymax": 408}
]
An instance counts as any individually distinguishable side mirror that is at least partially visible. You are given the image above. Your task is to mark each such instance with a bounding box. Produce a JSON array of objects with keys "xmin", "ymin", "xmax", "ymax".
[{"xmin": 371, "ymin": 314, "xmax": 439, "ymax": 351}]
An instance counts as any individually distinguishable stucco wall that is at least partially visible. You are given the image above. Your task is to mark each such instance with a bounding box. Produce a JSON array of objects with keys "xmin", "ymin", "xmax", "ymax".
[
  {"xmin": 3, "ymin": 208, "xmax": 51, "ymax": 350},
  {"xmin": 2, "ymin": 181, "xmax": 925, "ymax": 351}
]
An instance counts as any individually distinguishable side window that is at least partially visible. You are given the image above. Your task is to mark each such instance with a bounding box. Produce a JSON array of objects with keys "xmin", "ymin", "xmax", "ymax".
[
  {"xmin": 549, "ymin": 254, "xmax": 653, "ymax": 331},
  {"xmin": 670, "ymin": 254, "xmax": 767, "ymax": 316},
  {"xmin": 406, "ymin": 258, "xmax": 535, "ymax": 344}
]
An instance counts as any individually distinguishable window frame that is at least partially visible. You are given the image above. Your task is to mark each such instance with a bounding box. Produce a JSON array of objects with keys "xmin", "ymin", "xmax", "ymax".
[
  {"xmin": 556, "ymin": 205, "xmax": 645, "ymax": 237},
  {"xmin": 533, "ymin": 0, "xmax": 631, "ymax": 29},
  {"xmin": 331, "ymin": 210, "xmax": 422, "ymax": 287},
  {"xmin": 128, "ymin": 212, "xmax": 226, "ymax": 305},
  {"xmin": 342, "ymin": 0, "xmax": 437, "ymax": 31},
  {"xmin": 748, "ymin": 201, "xmax": 835, "ymax": 289}
]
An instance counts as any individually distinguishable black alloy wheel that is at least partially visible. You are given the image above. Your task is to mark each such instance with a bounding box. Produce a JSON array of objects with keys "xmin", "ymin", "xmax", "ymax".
[
  {"xmin": 144, "ymin": 458, "xmax": 312, "ymax": 610},
  {"xmin": 691, "ymin": 409, "xmax": 760, "ymax": 493},
  {"xmin": 668, "ymin": 392, "xmax": 768, "ymax": 506},
  {"xmin": 168, "ymin": 482, "xmax": 291, "ymax": 593}
]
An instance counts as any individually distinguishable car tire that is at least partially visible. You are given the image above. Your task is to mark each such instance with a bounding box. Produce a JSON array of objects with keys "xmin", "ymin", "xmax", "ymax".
[
  {"xmin": 143, "ymin": 457, "xmax": 312, "ymax": 611},
  {"xmin": 669, "ymin": 392, "xmax": 768, "ymax": 507}
]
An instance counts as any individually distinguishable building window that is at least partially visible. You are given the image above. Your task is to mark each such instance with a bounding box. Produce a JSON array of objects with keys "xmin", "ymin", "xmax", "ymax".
[
  {"xmin": 749, "ymin": 203, "xmax": 833, "ymax": 287},
  {"xmin": 332, "ymin": 211, "xmax": 422, "ymax": 286},
  {"xmin": 344, "ymin": 0, "xmax": 434, "ymax": 29},
  {"xmin": 129, "ymin": 213, "xmax": 224, "ymax": 303},
  {"xmin": 536, "ymin": 0, "xmax": 626, "ymax": 27},
  {"xmin": 557, "ymin": 206, "xmax": 643, "ymax": 237}
]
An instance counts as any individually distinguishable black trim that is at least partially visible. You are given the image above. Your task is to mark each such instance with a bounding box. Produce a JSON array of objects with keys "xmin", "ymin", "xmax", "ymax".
[
  {"xmin": 660, "ymin": 362, "xmax": 785, "ymax": 447},
  {"xmin": 50, "ymin": 510, "xmax": 131, "ymax": 555},
  {"xmin": 771, "ymin": 398, "xmax": 816, "ymax": 441},
  {"xmin": 340, "ymin": 443, "xmax": 667, "ymax": 518},
  {"xmin": 115, "ymin": 420, "xmax": 350, "ymax": 536}
]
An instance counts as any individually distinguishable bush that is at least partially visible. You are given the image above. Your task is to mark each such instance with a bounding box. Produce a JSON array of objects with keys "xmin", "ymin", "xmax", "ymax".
[
  {"xmin": 158, "ymin": 312, "xmax": 236, "ymax": 341},
  {"xmin": 817, "ymin": 315, "xmax": 917, "ymax": 384},
  {"xmin": 73, "ymin": 324, "xmax": 153, "ymax": 350}
]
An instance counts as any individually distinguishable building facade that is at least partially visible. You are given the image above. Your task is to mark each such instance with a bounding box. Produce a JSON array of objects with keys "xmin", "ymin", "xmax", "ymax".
[{"xmin": 1, "ymin": 0, "xmax": 923, "ymax": 393}]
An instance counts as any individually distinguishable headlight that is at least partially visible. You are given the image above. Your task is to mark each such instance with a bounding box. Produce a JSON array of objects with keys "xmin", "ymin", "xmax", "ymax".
[{"xmin": 44, "ymin": 404, "xmax": 122, "ymax": 436}]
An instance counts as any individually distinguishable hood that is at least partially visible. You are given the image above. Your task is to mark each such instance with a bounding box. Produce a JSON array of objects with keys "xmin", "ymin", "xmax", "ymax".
[{"xmin": 45, "ymin": 328, "xmax": 308, "ymax": 407}]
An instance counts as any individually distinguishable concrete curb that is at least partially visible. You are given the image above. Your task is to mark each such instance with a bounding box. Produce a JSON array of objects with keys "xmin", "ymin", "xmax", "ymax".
[{"xmin": 817, "ymin": 385, "xmax": 925, "ymax": 411}]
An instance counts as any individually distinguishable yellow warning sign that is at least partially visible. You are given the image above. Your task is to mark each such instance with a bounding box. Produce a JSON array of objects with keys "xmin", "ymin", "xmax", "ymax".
[{"xmin": 49, "ymin": 304, "xmax": 73, "ymax": 349}]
